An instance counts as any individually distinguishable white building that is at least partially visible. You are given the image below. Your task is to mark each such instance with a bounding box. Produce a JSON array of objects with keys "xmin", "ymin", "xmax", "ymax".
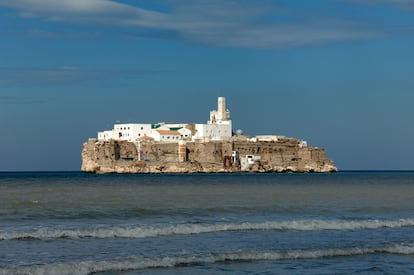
[
  {"xmin": 96, "ymin": 96, "xmax": 233, "ymax": 142},
  {"xmin": 113, "ymin": 123, "xmax": 152, "ymax": 142},
  {"xmin": 151, "ymin": 129, "xmax": 181, "ymax": 142},
  {"xmin": 194, "ymin": 96, "xmax": 232, "ymax": 140},
  {"xmin": 150, "ymin": 123, "xmax": 193, "ymax": 141},
  {"xmin": 194, "ymin": 124, "xmax": 232, "ymax": 140},
  {"xmin": 97, "ymin": 130, "xmax": 114, "ymax": 141},
  {"xmin": 255, "ymin": 135, "xmax": 284, "ymax": 142},
  {"xmin": 177, "ymin": 127, "xmax": 192, "ymax": 139}
]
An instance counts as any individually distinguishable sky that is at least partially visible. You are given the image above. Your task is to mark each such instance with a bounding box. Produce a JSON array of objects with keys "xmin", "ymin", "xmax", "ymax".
[{"xmin": 1, "ymin": 0, "xmax": 414, "ymax": 171}]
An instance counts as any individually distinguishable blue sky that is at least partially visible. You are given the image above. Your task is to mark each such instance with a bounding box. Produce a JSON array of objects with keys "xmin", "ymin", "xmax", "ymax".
[{"xmin": 1, "ymin": 0, "xmax": 414, "ymax": 171}]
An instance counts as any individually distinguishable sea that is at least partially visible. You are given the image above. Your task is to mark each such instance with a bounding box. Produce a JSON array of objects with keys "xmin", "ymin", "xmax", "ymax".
[{"xmin": 1, "ymin": 171, "xmax": 414, "ymax": 274}]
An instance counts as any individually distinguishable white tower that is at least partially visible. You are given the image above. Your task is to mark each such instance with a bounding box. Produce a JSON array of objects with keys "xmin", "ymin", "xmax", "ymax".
[
  {"xmin": 217, "ymin": 97, "xmax": 226, "ymax": 120},
  {"xmin": 209, "ymin": 96, "xmax": 231, "ymax": 124},
  {"xmin": 196, "ymin": 96, "xmax": 233, "ymax": 140}
]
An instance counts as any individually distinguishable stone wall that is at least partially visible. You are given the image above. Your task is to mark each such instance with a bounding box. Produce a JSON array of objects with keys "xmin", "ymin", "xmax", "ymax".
[
  {"xmin": 140, "ymin": 142, "xmax": 178, "ymax": 162},
  {"xmin": 81, "ymin": 138, "xmax": 337, "ymax": 174}
]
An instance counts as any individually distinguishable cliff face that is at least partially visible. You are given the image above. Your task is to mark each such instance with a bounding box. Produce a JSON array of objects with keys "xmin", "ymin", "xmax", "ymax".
[{"xmin": 81, "ymin": 138, "xmax": 337, "ymax": 174}]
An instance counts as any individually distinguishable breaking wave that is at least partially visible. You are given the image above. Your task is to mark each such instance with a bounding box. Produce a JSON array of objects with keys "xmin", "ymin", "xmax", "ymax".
[
  {"xmin": 2, "ymin": 244, "xmax": 414, "ymax": 275},
  {"xmin": 1, "ymin": 218, "xmax": 414, "ymax": 241}
]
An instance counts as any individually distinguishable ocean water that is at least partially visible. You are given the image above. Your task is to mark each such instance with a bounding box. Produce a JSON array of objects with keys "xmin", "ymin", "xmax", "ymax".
[{"xmin": 1, "ymin": 172, "xmax": 414, "ymax": 274}]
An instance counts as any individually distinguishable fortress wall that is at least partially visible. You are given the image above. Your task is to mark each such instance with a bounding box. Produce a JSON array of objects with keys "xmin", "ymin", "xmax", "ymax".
[
  {"xmin": 297, "ymin": 147, "xmax": 312, "ymax": 160},
  {"xmin": 81, "ymin": 139, "xmax": 336, "ymax": 173},
  {"xmin": 141, "ymin": 142, "xmax": 178, "ymax": 162},
  {"xmin": 118, "ymin": 141, "xmax": 137, "ymax": 159},
  {"xmin": 186, "ymin": 142, "xmax": 224, "ymax": 163},
  {"xmin": 233, "ymin": 140, "xmax": 298, "ymax": 166}
]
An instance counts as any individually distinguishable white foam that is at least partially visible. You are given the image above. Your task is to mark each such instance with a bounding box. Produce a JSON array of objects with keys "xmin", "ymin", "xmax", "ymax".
[
  {"xmin": 1, "ymin": 218, "xmax": 414, "ymax": 241},
  {"xmin": 2, "ymin": 244, "xmax": 414, "ymax": 275}
]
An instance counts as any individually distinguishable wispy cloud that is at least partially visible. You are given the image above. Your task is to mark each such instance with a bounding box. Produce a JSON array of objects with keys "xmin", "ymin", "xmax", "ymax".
[
  {"xmin": 0, "ymin": 0, "xmax": 409, "ymax": 48},
  {"xmin": 0, "ymin": 67, "xmax": 166, "ymax": 87}
]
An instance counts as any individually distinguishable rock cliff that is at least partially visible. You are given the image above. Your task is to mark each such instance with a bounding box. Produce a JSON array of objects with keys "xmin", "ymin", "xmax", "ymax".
[{"xmin": 81, "ymin": 137, "xmax": 337, "ymax": 174}]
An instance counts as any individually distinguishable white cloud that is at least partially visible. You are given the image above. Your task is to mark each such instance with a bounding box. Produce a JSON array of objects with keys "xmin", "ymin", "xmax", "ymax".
[
  {"xmin": 0, "ymin": 0, "xmax": 402, "ymax": 48},
  {"xmin": 0, "ymin": 0, "xmax": 164, "ymax": 26}
]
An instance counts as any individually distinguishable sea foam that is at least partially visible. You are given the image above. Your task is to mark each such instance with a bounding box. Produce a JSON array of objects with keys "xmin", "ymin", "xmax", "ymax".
[
  {"xmin": 1, "ymin": 218, "xmax": 414, "ymax": 241},
  {"xmin": 2, "ymin": 244, "xmax": 414, "ymax": 275}
]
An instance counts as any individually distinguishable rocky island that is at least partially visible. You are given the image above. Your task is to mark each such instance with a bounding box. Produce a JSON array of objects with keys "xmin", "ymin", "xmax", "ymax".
[{"xmin": 81, "ymin": 97, "xmax": 336, "ymax": 174}]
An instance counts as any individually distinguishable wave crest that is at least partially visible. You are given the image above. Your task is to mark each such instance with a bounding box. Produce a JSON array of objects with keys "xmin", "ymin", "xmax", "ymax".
[
  {"xmin": 2, "ymin": 244, "xmax": 414, "ymax": 275},
  {"xmin": 1, "ymin": 218, "xmax": 414, "ymax": 241}
]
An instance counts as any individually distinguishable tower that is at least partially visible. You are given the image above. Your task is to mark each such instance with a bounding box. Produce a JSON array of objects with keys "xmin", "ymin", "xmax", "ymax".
[
  {"xmin": 217, "ymin": 96, "xmax": 226, "ymax": 120},
  {"xmin": 209, "ymin": 96, "xmax": 231, "ymax": 124}
]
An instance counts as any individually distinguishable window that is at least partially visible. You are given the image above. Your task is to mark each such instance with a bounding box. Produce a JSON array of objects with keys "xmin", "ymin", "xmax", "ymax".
[{"xmin": 141, "ymin": 127, "xmax": 143, "ymax": 130}]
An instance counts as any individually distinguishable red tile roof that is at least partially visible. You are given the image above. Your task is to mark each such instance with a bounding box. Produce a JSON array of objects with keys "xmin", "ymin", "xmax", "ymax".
[{"xmin": 156, "ymin": 130, "xmax": 181, "ymax": 135}]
